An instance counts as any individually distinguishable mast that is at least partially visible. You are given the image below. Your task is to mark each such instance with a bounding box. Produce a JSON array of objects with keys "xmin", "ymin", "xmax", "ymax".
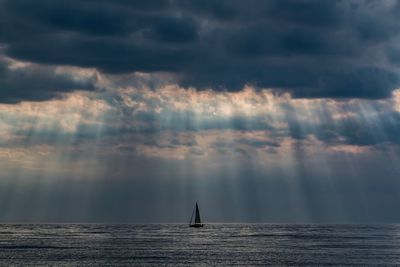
[{"xmin": 195, "ymin": 202, "xmax": 201, "ymax": 224}]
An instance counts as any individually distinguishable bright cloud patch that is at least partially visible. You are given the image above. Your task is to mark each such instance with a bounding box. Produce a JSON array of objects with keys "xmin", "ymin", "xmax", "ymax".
[{"xmin": 1, "ymin": 69, "xmax": 400, "ymax": 173}]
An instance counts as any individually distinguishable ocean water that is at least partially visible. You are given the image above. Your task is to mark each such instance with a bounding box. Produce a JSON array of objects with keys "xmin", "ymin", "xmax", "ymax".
[{"xmin": 0, "ymin": 224, "xmax": 399, "ymax": 266}]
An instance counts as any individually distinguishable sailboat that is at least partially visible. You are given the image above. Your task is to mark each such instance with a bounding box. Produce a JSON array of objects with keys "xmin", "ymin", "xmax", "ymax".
[{"xmin": 189, "ymin": 202, "xmax": 204, "ymax": 227}]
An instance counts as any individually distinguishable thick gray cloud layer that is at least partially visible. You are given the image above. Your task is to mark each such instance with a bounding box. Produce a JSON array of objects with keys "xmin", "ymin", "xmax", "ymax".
[
  {"xmin": 0, "ymin": 58, "xmax": 96, "ymax": 103},
  {"xmin": 1, "ymin": 0, "xmax": 400, "ymax": 100}
]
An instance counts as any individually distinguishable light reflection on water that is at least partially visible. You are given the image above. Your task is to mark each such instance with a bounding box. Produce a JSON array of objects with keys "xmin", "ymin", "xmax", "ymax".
[{"xmin": 0, "ymin": 224, "xmax": 399, "ymax": 266}]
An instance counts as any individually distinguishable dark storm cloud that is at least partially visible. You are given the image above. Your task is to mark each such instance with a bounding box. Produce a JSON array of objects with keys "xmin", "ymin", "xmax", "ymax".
[
  {"xmin": 1, "ymin": 0, "xmax": 400, "ymax": 100},
  {"xmin": 0, "ymin": 58, "xmax": 96, "ymax": 103}
]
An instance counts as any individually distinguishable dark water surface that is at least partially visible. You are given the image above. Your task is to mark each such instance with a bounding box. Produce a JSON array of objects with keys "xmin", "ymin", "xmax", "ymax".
[{"xmin": 0, "ymin": 224, "xmax": 399, "ymax": 266}]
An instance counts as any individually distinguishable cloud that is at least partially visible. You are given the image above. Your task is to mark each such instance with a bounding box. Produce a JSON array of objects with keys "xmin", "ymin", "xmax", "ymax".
[
  {"xmin": 0, "ymin": 0, "xmax": 400, "ymax": 99},
  {"xmin": 3, "ymin": 83, "xmax": 400, "ymax": 163},
  {"xmin": 0, "ymin": 56, "xmax": 97, "ymax": 103}
]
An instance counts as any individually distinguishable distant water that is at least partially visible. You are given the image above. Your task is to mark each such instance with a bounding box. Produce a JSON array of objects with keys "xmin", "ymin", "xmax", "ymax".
[{"xmin": 0, "ymin": 224, "xmax": 399, "ymax": 266}]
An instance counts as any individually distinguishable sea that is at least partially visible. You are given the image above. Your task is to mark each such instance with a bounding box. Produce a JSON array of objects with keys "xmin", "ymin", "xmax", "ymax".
[{"xmin": 0, "ymin": 224, "xmax": 399, "ymax": 266}]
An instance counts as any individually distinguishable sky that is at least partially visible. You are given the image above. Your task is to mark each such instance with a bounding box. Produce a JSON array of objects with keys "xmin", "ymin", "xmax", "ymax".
[{"xmin": 1, "ymin": 0, "xmax": 400, "ymax": 223}]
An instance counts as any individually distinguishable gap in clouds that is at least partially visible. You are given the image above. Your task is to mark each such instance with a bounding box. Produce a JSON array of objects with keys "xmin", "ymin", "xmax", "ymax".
[{"xmin": 1, "ymin": 64, "xmax": 400, "ymax": 175}]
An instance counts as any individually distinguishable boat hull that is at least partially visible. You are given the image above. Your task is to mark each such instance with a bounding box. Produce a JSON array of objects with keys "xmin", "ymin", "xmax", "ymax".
[{"xmin": 189, "ymin": 224, "xmax": 204, "ymax": 228}]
